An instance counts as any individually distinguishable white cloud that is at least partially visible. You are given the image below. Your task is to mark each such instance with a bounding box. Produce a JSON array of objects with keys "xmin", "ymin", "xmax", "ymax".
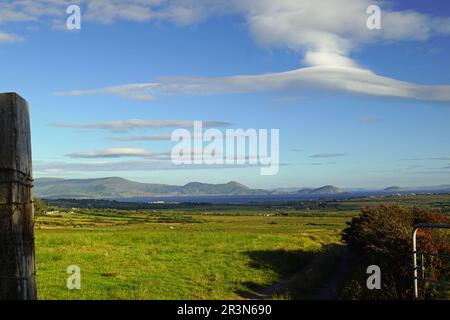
[
  {"xmin": 66, "ymin": 147, "xmax": 160, "ymax": 158},
  {"xmin": 34, "ymin": 160, "xmax": 170, "ymax": 173},
  {"xmin": 310, "ymin": 153, "xmax": 347, "ymax": 158},
  {"xmin": 47, "ymin": 2, "xmax": 450, "ymax": 102},
  {"xmin": 0, "ymin": 31, "xmax": 24, "ymax": 43},
  {"xmin": 3, "ymin": 0, "xmax": 450, "ymax": 101},
  {"xmin": 404, "ymin": 156, "xmax": 450, "ymax": 161},
  {"xmin": 23, "ymin": 0, "xmax": 447, "ymax": 70},
  {"xmin": 4, "ymin": 1, "xmax": 450, "ymax": 51},
  {"xmin": 49, "ymin": 119, "xmax": 231, "ymax": 132},
  {"xmin": 34, "ymin": 159, "xmax": 285, "ymax": 173},
  {"xmin": 83, "ymin": 0, "xmax": 155, "ymax": 24},
  {"xmin": 56, "ymin": 66, "xmax": 450, "ymax": 102},
  {"xmin": 0, "ymin": 1, "xmax": 69, "ymax": 23},
  {"xmin": 107, "ymin": 134, "xmax": 172, "ymax": 142},
  {"xmin": 234, "ymin": 0, "xmax": 450, "ymax": 66},
  {"xmin": 54, "ymin": 83, "xmax": 160, "ymax": 101}
]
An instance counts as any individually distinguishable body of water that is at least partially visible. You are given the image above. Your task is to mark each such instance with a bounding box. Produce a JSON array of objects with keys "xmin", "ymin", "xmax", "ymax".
[{"xmin": 111, "ymin": 191, "xmax": 428, "ymax": 204}]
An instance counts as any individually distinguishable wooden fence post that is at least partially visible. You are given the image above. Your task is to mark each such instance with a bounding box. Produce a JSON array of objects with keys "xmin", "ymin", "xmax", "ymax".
[{"xmin": 0, "ymin": 92, "xmax": 36, "ymax": 300}]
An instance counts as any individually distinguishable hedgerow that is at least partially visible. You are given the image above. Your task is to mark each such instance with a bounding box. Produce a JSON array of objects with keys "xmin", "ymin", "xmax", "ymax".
[{"xmin": 341, "ymin": 205, "xmax": 449, "ymax": 299}]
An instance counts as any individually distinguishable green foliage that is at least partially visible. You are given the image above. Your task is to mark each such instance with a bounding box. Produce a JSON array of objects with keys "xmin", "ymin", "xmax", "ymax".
[
  {"xmin": 33, "ymin": 197, "xmax": 47, "ymax": 214},
  {"xmin": 342, "ymin": 205, "xmax": 450, "ymax": 299}
]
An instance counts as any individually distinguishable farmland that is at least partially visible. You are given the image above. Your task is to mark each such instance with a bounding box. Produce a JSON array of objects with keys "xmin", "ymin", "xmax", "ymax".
[{"xmin": 35, "ymin": 194, "xmax": 450, "ymax": 300}]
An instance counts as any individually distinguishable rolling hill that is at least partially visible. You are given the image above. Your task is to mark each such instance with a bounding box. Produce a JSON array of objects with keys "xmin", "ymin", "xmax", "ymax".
[
  {"xmin": 34, "ymin": 177, "xmax": 267, "ymax": 199},
  {"xmin": 35, "ymin": 177, "xmax": 448, "ymax": 200},
  {"xmin": 296, "ymin": 185, "xmax": 344, "ymax": 195},
  {"xmin": 384, "ymin": 186, "xmax": 405, "ymax": 192}
]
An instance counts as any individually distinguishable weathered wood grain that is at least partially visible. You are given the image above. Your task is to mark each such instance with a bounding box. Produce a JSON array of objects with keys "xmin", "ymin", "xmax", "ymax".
[{"xmin": 0, "ymin": 92, "xmax": 36, "ymax": 300}]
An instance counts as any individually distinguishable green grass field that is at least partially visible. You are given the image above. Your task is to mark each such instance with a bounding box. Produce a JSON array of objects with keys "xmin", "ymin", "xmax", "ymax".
[
  {"xmin": 35, "ymin": 193, "xmax": 450, "ymax": 300},
  {"xmin": 35, "ymin": 210, "xmax": 349, "ymax": 300}
]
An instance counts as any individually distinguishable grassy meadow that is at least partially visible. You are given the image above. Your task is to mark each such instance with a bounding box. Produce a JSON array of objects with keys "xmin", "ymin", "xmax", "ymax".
[
  {"xmin": 35, "ymin": 209, "xmax": 349, "ymax": 300},
  {"xmin": 34, "ymin": 194, "xmax": 450, "ymax": 300}
]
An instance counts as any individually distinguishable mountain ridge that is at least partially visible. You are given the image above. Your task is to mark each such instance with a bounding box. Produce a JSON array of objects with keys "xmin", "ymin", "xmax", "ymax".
[
  {"xmin": 33, "ymin": 177, "xmax": 450, "ymax": 199},
  {"xmin": 34, "ymin": 177, "xmax": 267, "ymax": 199}
]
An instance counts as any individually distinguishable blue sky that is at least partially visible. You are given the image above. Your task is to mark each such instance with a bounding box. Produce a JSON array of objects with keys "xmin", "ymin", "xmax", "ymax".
[{"xmin": 1, "ymin": 0, "xmax": 450, "ymax": 189}]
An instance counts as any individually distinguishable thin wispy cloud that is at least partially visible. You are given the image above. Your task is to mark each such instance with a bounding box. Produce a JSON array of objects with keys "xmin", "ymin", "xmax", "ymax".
[
  {"xmin": 107, "ymin": 134, "xmax": 208, "ymax": 142},
  {"xmin": 64, "ymin": 148, "xmax": 275, "ymax": 162},
  {"xmin": 55, "ymin": 66, "xmax": 450, "ymax": 103},
  {"xmin": 107, "ymin": 135, "xmax": 172, "ymax": 142},
  {"xmin": 411, "ymin": 169, "xmax": 450, "ymax": 175},
  {"xmin": 49, "ymin": 119, "xmax": 231, "ymax": 133},
  {"xmin": 54, "ymin": 83, "xmax": 160, "ymax": 101},
  {"xmin": 66, "ymin": 148, "xmax": 161, "ymax": 159},
  {"xmin": 0, "ymin": 31, "xmax": 24, "ymax": 43},
  {"xmin": 403, "ymin": 156, "xmax": 450, "ymax": 161},
  {"xmin": 34, "ymin": 160, "xmax": 287, "ymax": 173},
  {"xmin": 310, "ymin": 153, "xmax": 347, "ymax": 158}
]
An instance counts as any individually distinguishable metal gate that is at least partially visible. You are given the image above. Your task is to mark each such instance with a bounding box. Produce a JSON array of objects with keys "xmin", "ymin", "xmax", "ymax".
[{"xmin": 412, "ymin": 223, "xmax": 450, "ymax": 299}]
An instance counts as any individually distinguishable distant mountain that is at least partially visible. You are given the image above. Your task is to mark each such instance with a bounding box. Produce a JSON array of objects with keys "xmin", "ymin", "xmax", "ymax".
[
  {"xmin": 180, "ymin": 181, "xmax": 259, "ymax": 195},
  {"xmin": 34, "ymin": 177, "xmax": 450, "ymax": 200},
  {"xmin": 296, "ymin": 185, "xmax": 344, "ymax": 195},
  {"xmin": 384, "ymin": 186, "xmax": 405, "ymax": 192},
  {"xmin": 309, "ymin": 185, "xmax": 344, "ymax": 194},
  {"xmin": 34, "ymin": 177, "xmax": 267, "ymax": 199},
  {"xmin": 296, "ymin": 188, "xmax": 314, "ymax": 195}
]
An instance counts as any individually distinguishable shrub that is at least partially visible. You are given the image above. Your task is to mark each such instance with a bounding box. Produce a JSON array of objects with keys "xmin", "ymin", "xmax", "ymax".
[
  {"xmin": 33, "ymin": 197, "xmax": 47, "ymax": 215},
  {"xmin": 342, "ymin": 205, "xmax": 449, "ymax": 299}
]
